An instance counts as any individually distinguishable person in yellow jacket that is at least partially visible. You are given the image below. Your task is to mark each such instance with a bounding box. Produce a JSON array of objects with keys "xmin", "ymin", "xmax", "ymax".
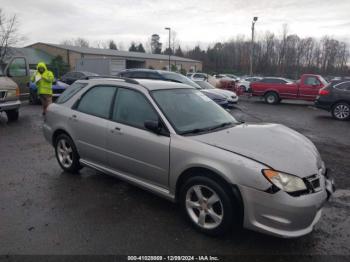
[{"xmin": 31, "ymin": 62, "xmax": 54, "ymax": 115}]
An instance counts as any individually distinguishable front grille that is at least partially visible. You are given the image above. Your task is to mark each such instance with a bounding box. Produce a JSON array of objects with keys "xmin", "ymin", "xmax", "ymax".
[
  {"xmin": 0, "ymin": 91, "xmax": 6, "ymax": 100},
  {"xmin": 305, "ymin": 174, "xmax": 322, "ymax": 193}
]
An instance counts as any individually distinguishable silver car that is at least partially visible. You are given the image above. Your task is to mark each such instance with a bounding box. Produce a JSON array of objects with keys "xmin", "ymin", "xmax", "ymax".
[{"xmin": 43, "ymin": 77, "xmax": 335, "ymax": 238}]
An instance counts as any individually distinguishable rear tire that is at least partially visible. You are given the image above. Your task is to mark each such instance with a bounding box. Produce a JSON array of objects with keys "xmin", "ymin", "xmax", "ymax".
[
  {"xmin": 331, "ymin": 102, "xmax": 350, "ymax": 121},
  {"xmin": 54, "ymin": 133, "xmax": 82, "ymax": 174},
  {"xmin": 6, "ymin": 109, "xmax": 19, "ymax": 122},
  {"xmin": 264, "ymin": 92, "xmax": 279, "ymax": 104},
  {"xmin": 179, "ymin": 176, "xmax": 240, "ymax": 236}
]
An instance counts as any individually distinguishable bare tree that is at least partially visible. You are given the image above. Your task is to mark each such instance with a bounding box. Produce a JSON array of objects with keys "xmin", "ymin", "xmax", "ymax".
[
  {"xmin": 60, "ymin": 37, "xmax": 89, "ymax": 47},
  {"xmin": 0, "ymin": 9, "xmax": 20, "ymax": 64}
]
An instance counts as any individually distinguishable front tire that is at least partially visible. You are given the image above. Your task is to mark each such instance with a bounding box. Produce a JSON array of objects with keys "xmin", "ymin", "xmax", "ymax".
[
  {"xmin": 54, "ymin": 134, "xmax": 82, "ymax": 173},
  {"xmin": 179, "ymin": 176, "xmax": 239, "ymax": 236},
  {"xmin": 6, "ymin": 109, "xmax": 19, "ymax": 122},
  {"xmin": 264, "ymin": 92, "xmax": 279, "ymax": 104},
  {"xmin": 332, "ymin": 102, "xmax": 350, "ymax": 121}
]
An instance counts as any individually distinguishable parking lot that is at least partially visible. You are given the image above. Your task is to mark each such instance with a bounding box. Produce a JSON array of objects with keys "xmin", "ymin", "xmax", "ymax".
[{"xmin": 0, "ymin": 98, "xmax": 349, "ymax": 256}]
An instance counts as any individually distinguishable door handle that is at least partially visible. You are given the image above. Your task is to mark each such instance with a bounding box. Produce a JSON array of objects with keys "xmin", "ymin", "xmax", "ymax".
[
  {"xmin": 111, "ymin": 126, "xmax": 122, "ymax": 134},
  {"xmin": 70, "ymin": 114, "xmax": 78, "ymax": 121}
]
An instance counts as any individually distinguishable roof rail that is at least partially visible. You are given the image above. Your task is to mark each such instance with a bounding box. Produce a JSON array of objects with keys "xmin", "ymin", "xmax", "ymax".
[{"xmin": 82, "ymin": 75, "xmax": 139, "ymax": 84}]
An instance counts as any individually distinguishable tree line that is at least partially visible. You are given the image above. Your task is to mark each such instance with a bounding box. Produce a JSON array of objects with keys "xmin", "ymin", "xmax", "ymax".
[
  {"xmin": 184, "ymin": 30, "xmax": 350, "ymax": 78},
  {"xmin": 60, "ymin": 31, "xmax": 350, "ymax": 78}
]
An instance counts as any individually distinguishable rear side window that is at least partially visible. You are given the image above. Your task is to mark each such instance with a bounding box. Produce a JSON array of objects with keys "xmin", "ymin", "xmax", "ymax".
[
  {"xmin": 261, "ymin": 78, "xmax": 275, "ymax": 83},
  {"xmin": 112, "ymin": 88, "xmax": 158, "ymax": 129},
  {"xmin": 56, "ymin": 82, "xmax": 88, "ymax": 104},
  {"xmin": 119, "ymin": 72, "xmax": 130, "ymax": 78},
  {"xmin": 334, "ymin": 81, "xmax": 350, "ymax": 91},
  {"xmin": 76, "ymin": 86, "xmax": 116, "ymax": 118},
  {"xmin": 130, "ymin": 71, "xmax": 151, "ymax": 78},
  {"xmin": 305, "ymin": 76, "xmax": 320, "ymax": 86}
]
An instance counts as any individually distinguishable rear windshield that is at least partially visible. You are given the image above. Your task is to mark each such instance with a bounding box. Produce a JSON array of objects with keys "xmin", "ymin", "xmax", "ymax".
[{"xmin": 56, "ymin": 82, "xmax": 88, "ymax": 104}]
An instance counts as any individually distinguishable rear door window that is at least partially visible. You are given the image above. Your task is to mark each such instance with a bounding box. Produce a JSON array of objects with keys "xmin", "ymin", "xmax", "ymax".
[
  {"xmin": 56, "ymin": 82, "xmax": 88, "ymax": 104},
  {"xmin": 76, "ymin": 86, "xmax": 116, "ymax": 119}
]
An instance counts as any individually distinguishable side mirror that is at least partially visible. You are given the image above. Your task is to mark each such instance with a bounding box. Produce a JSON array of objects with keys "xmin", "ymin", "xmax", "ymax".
[{"xmin": 144, "ymin": 120, "xmax": 162, "ymax": 134}]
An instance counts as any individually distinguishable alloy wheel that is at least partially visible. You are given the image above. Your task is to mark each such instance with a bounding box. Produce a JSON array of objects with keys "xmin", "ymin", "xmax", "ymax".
[
  {"xmin": 185, "ymin": 185, "xmax": 224, "ymax": 229},
  {"xmin": 334, "ymin": 104, "xmax": 350, "ymax": 120},
  {"xmin": 57, "ymin": 139, "xmax": 73, "ymax": 168}
]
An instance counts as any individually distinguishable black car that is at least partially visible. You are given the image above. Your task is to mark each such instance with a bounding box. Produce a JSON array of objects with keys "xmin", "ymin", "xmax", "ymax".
[
  {"xmin": 315, "ymin": 80, "xmax": 350, "ymax": 120},
  {"xmin": 117, "ymin": 69, "xmax": 229, "ymax": 108},
  {"xmin": 60, "ymin": 71, "xmax": 99, "ymax": 85}
]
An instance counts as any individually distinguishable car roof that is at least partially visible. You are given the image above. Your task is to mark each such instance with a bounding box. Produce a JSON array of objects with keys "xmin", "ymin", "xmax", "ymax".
[
  {"xmin": 137, "ymin": 79, "xmax": 194, "ymax": 91},
  {"xmin": 77, "ymin": 77, "xmax": 194, "ymax": 91},
  {"xmin": 119, "ymin": 69, "xmax": 182, "ymax": 75}
]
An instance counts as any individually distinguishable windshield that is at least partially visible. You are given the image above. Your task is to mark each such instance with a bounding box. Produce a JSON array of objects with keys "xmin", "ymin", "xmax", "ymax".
[
  {"xmin": 152, "ymin": 88, "xmax": 237, "ymax": 135},
  {"xmin": 160, "ymin": 72, "xmax": 202, "ymax": 89},
  {"xmin": 196, "ymin": 81, "xmax": 215, "ymax": 89}
]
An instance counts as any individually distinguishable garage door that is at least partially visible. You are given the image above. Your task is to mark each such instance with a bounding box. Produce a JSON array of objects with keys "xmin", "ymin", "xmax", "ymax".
[{"xmin": 110, "ymin": 59, "xmax": 126, "ymax": 75}]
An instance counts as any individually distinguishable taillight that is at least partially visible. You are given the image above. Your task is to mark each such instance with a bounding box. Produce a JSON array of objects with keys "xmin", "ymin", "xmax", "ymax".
[
  {"xmin": 16, "ymin": 87, "xmax": 20, "ymax": 97},
  {"xmin": 319, "ymin": 89, "xmax": 329, "ymax": 96}
]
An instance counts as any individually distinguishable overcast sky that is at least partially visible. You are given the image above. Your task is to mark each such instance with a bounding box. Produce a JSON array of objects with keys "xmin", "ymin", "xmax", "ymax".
[{"xmin": 3, "ymin": 0, "xmax": 350, "ymax": 50}]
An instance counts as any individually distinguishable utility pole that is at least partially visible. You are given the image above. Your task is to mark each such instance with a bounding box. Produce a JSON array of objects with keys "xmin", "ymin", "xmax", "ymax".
[
  {"xmin": 250, "ymin": 17, "xmax": 258, "ymax": 76},
  {"xmin": 165, "ymin": 27, "xmax": 171, "ymax": 71}
]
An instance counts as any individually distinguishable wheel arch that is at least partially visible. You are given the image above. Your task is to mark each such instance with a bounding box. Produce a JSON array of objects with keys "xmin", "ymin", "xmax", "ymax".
[
  {"xmin": 52, "ymin": 128, "xmax": 72, "ymax": 146},
  {"xmin": 175, "ymin": 167, "xmax": 242, "ymax": 203},
  {"xmin": 263, "ymin": 90, "xmax": 280, "ymax": 97},
  {"xmin": 331, "ymin": 100, "xmax": 350, "ymax": 109},
  {"xmin": 175, "ymin": 166, "xmax": 244, "ymax": 224}
]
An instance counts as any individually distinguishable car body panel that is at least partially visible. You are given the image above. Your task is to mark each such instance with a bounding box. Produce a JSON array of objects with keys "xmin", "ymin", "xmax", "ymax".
[
  {"xmin": 43, "ymin": 78, "xmax": 334, "ymax": 238},
  {"xmin": 251, "ymin": 74, "xmax": 327, "ymax": 101},
  {"xmin": 315, "ymin": 80, "xmax": 350, "ymax": 115},
  {"xmin": 106, "ymin": 120, "xmax": 170, "ymax": 188},
  {"xmin": 191, "ymin": 123, "xmax": 323, "ymax": 177}
]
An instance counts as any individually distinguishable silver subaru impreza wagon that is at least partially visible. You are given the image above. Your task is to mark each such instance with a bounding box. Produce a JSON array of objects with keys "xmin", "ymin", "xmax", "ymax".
[{"xmin": 43, "ymin": 77, "xmax": 335, "ymax": 238}]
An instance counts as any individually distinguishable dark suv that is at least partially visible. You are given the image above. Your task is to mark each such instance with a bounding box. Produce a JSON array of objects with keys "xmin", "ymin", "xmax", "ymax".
[{"xmin": 315, "ymin": 79, "xmax": 350, "ymax": 120}]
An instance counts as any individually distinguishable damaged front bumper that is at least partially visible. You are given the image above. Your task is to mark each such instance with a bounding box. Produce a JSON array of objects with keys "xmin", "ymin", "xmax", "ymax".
[{"xmin": 239, "ymin": 172, "xmax": 335, "ymax": 238}]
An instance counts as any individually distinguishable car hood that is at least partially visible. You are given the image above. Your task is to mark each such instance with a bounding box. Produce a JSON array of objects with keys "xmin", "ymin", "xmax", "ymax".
[
  {"xmin": 191, "ymin": 123, "xmax": 322, "ymax": 177},
  {"xmin": 0, "ymin": 76, "xmax": 17, "ymax": 90},
  {"xmin": 204, "ymin": 89, "xmax": 237, "ymax": 98}
]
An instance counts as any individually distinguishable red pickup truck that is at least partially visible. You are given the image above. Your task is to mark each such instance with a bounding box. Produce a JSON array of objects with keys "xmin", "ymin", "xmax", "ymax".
[{"xmin": 251, "ymin": 74, "xmax": 328, "ymax": 104}]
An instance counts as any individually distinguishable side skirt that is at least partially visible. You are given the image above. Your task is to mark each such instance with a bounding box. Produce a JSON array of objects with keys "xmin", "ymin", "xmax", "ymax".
[{"xmin": 79, "ymin": 159, "xmax": 176, "ymax": 202}]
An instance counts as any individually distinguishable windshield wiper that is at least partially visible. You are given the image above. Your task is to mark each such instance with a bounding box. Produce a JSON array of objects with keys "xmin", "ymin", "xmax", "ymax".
[
  {"xmin": 208, "ymin": 122, "xmax": 235, "ymax": 131},
  {"xmin": 180, "ymin": 122, "xmax": 235, "ymax": 135},
  {"xmin": 180, "ymin": 127, "xmax": 212, "ymax": 135}
]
